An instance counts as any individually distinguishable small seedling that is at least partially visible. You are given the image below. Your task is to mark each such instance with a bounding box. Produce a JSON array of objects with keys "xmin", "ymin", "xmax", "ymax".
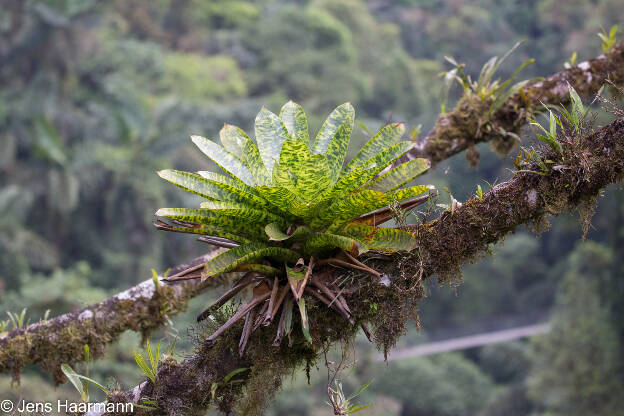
[
  {"xmin": 210, "ymin": 368, "xmax": 249, "ymax": 401},
  {"xmin": 327, "ymin": 379, "xmax": 374, "ymax": 415},
  {"xmin": 598, "ymin": 25, "xmax": 618, "ymax": 53},
  {"xmin": 134, "ymin": 339, "xmax": 161, "ymax": 383},
  {"xmin": 61, "ymin": 345, "xmax": 108, "ymax": 402}
]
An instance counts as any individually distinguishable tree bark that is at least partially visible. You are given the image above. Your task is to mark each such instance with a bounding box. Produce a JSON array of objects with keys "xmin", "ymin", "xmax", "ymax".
[
  {"xmin": 104, "ymin": 118, "xmax": 624, "ymax": 415},
  {"xmin": 404, "ymin": 42, "xmax": 624, "ymax": 166}
]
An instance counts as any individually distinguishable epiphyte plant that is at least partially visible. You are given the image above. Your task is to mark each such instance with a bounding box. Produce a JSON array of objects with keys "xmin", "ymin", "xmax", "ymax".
[
  {"xmin": 155, "ymin": 101, "xmax": 434, "ymax": 354},
  {"xmin": 439, "ymin": 41, "xmax": 536, "ymax": 116}
]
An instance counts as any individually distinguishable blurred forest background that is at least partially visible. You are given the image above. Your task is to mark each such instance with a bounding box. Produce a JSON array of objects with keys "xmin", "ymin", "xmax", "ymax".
[{"xmin": 1, "ymin": 0, "xmax": 623, "ymax": 415}]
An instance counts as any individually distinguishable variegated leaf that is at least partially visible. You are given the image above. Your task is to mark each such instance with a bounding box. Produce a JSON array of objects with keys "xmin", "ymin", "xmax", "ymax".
[
  {"xmin": 292, "ymin": 154, "xmax": 332, "ymax": 201},
  {"xmin": 255, "ymin": 107, "xmax": 291, "ymax": 175},
  {"xmin": 197, "ymin": 171, "xmax": 259, "ymax": 195},
  {"xmin": 219, "ymin": 124, "xmax": 270, "ymax": 185},
  {"xmin": 191, "ymin": 135, "xmax": 254, "ymax": 186},
  {"xmin": 203, "ymin": 243, "xmax": 300, "ymax": 278},
  {"xmin": 340, "ymin": 223, "xmax": 416, "ymax": 252},
  {"xmin": 311, "ymin": 189, "xmax": 389, "ymax": 230},
  {"xmin": 199, "ymin": 201, "xmax": 288, "ymax": 226},
  {"xmin": 279, "ymin": 101, "xmax": 309, "ymax": 144},
  {"xmin": 311, "ymin": 102, "xmax": 354, "ymax": 156},
  {"xmin": 343, "ymin": 123, "xmax": 405, "ymax": 175},
  {"xmin": 265, "ymin": 223, "xmax": 312, "ymax": 241},
  {"xmin": 302, "ymin": 232, "xmax": 364, "ymax": 257},
  {"xmin": 391, "ymin": 184, "xmax": 434, "ymax": 201},
  {"xmin": 154, "ymin": 208, "xmax": 265, "ymax": 238},
  {"xmin": 234, "ymin": 263, "xmax": 282, "ymax": 276},
  {"xmin": 325, "ymin": 123, "xmax": 353, "ymax": 183},
  {"xmin": 255, "ymin": 186, "xmax": 314, "ymax": 218},
  {"xmin": 155, "ymin": 221, "xmax": 252, "ymax": 244},
  {"xmin": 158, "ymin": 169, "xmax": 268, "ymax": 208},
  {"xmin": 363, "ymin": 158, "xmax": 431, "ymax": 192},
  {"xmin": 278, "ymin": 138, "xmax": 310, "ymax": 173}
]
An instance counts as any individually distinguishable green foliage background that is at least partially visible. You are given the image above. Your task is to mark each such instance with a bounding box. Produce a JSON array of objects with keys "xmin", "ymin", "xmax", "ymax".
[{"xmin": 0, "ymin": 0, "xmax": 623, "ymax": 414}]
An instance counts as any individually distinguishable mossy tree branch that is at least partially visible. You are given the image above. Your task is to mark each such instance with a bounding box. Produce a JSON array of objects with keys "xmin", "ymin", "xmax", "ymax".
[
  {"xmin": 105, "ymin": 118, "xmax": 624, "ymax": 415},
  {"xmin": 405, "ymin": 42, "xmax": 624, "ymax": 166},
  {"xmin": 0, "ymin": 252, "xmax": 224, "ymax": 384},
  {"xmin": 2, "ymin": 44, "xmax": 623, "ymax": 383}
]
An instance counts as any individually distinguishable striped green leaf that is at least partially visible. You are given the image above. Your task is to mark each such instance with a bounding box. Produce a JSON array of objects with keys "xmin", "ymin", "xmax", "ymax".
[
  {"xmin": 278, "ymin": 138, "xmax": 311, "ymax": 173},
  {"xmin": 255, "ymin": 107, "xmax": 291, "ymax": 175},
  {"xmin": 199, "ymin": 201, "xmax": 288, "ymax": 227},
  {"xmin": 265, "ymin": 223, "xmax": 312, "ymax": 241},
  {"xmin": 203, "ymin": 243, "xmax": 300, "ymax": 278},
  {"xmin": 325, "ymin": 123, "xmax": 352, "ymax": 183},
  {"xmin": 255, "ymin": 186, "xmax": 313, "ymax": 218},
  {"xmin": 292, "ymin": 154, "xmax": 332, "ymax": 201},
  {"xmin": 155, "ymin": 222, "xmax": 252, "ymax": 244},
  {"xmin": 362, "ymin": 141, "xmax": 414, "ymax": 174},
  {"xmin": 155, "ymin": 207, "xmax": 265, "ymax": 238},
  {"xmin": 280, "ymin": 101, "xmax": 309, "ymax": 144},
  {"xmin": 158, "ymin": 169, "xmax": 268, "ymax": 208},
  {"xmin": 219, "ymin": 124, "xmax": 270, "ymax": 185},
  {"xmin": 234, "ymin": 263, "xmax": 282, "ymax": 276},
  {"xmin": 343, "ymin": 123, "xmax": 405, "ymax": 175},
  {"xmin": 363, "ymin": 158, "xmax": 431, "ymax": 192},
  {"xmin": 391, "ymin": 184, "xmax": 434, "ymax": 201},
  {"xmin": 340, "ymin": 223, "xmax": 416, "ymax": 252},
  {"xmin": 317, "ymin": 163, "xmax": 379, "ymax": 205},
  {"xmin": 191, "ymin": 135, "xmax": 254, "ymax": 186},
  {"xmin": 302, "ymin": 232, "xmax": 364, "ymax": 257},
  {"xmin": 285, "ymin": 264, "xmax": 306, "ymax": 281},
  {"xmin": 311, "ymin": 102, "xmax": 354, "ymax": 156},
  {"xmin": 197, "ymin": 171, "xmax": 259, "ymax": 195},
  {"xmin": 311, "ymin": 189, "xmax": 388, "ymax": 230}
]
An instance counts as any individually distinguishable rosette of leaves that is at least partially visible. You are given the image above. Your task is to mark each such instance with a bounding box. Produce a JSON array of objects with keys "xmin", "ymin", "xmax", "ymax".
[{"xmin": 155, "ymin": 101, "xmax": 433, "ymax": 353}]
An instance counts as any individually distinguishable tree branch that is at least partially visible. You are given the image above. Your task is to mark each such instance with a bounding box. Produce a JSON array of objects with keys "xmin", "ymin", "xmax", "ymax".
[
  {"xmin": 0, "ymin": 252, "xmax": 222, "ymax": 384},
  {"xmin": 107, "ymin": 118, "xmax": 624, "ymax": 415},
  {"xmin": 405, "ymin": 42, "xmax": 624, "ymax": 166},
  {"xmin": 2, "ymin": 45, "xmax": 623, "ymax": 383}
]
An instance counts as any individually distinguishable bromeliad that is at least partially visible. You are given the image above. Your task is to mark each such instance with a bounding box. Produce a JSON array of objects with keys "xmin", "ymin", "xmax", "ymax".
[{"xmin": 155, "ymin": 101, "xmax": 434, "ymax": 354}]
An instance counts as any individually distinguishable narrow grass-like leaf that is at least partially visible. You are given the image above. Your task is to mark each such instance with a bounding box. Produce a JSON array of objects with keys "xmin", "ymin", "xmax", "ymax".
[
  {"xmin": 302, "ymin": 233, "xmax": 363, "ymax": 257},
  {"xmin": 343, "ymin": 123, "xmax": 405, "ymax": 175},
  {"xmin": 363, "ymin": 159, "xmax": 430, "ymax": 192},
  {"xmin": 255, "ymin": 107, "xmax": 291, "ymax": 175},
  {"xmin": 203, "ymin": 243, "xmax": 300, "ymax": 278},
  {"xmin": 220, "ymin": 124, "xmax": 270, "ymax": 185},
  {"xmin": 134, "ymin": 353, "xmax": 156, "ymax": 382},
  {"xmin": 311, "ymin": 102, "xmax": 354, "ymax": 155},
  {"xmin": 340, "ymin": 223, "xmax": 416, "ymax": 252},
  {"xmin": 280, "ymin": 101, "xmax": 309, "ymax": 144},
  {"xmin": 297, "ymin": 298, "xmax": 312, "ymax": 343}
]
